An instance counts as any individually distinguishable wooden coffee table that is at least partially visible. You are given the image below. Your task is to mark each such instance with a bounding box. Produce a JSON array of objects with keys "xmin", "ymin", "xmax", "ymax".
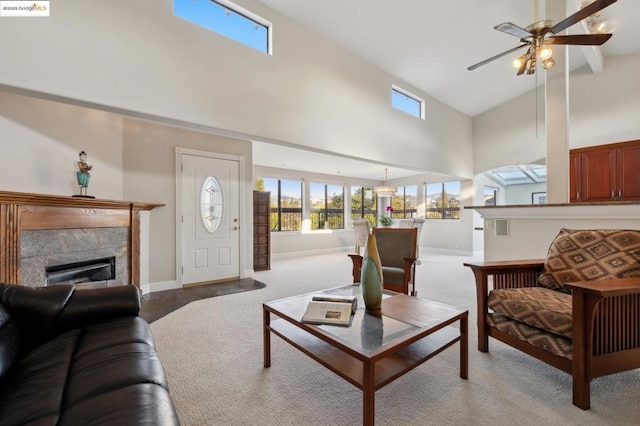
[{"xmin": 263, "ymin": 285, "xmax": 468, "ymax": 426}]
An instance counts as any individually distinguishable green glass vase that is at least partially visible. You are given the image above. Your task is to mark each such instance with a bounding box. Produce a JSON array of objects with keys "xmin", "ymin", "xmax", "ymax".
[{"xmin": 360, "ymin": 234, "xmax": 383, "ymax": 311}]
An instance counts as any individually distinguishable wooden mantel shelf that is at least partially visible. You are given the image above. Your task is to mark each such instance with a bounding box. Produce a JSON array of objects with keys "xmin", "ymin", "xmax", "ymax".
[
  {"xmin": 0, "ymin": 190, "xmax": 164, "ymax": 210},
  {"xmin": 0, "ymin": 190, "xmax": 164, "ymax": 287}
]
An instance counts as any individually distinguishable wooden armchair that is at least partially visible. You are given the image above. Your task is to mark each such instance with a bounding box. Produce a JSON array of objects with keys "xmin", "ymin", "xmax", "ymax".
[
  {"xmin": 349, "ymin": 227, "xmax": 417, "ymax": 295},
  {"xmin": 465, "ymin": 228, "xmax": 640, "ymax": 409}
]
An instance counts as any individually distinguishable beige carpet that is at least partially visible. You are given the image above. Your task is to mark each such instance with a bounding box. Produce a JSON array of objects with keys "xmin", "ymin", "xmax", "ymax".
[{"xmin": 150, "ymin": 251, "xmax": 640, "ymax": 425}]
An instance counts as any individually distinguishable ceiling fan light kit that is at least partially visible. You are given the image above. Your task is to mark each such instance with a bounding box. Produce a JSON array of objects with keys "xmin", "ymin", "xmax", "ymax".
[{"xmin": 468, "ymin": 0, "xmax": 617, "ymax": 75}]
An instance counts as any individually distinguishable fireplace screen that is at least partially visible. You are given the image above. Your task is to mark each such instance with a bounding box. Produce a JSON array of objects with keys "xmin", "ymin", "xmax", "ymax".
[{"xmin": 45, "ymin": 257, "xmax": 116, "ymax": 286}]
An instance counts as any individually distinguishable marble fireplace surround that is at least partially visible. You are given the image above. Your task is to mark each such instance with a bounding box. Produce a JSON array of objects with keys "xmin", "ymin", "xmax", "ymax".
[{"xmin": 0, "ymin": 191, "xmax": 163, "ymax": 289}]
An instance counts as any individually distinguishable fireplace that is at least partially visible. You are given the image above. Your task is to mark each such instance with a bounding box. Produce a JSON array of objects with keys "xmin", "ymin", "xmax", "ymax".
[
  {"xmin": 0, "ymin": 190, "xmax": 163, "ymax": 289},
  {"xmin": 45, "ymin": 256, "xmax": 116, "ymax": 286}
]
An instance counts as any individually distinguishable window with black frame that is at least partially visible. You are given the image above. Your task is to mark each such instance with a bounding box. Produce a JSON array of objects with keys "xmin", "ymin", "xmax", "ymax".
[
  {"xmin": 425, "ymin": 181, "xmax": 461, "ymax": 219},
  {"xmin": 351, "ymin": 186, "xmax": 377, "ymax": 227},
  {"xmin": 310, "ymin": 183, "xmax": 344, "ymax": 230},
  {"xmin": 261, "ymin": 177, "xmax": 302, "ymax": 231},
  {"xmin": 390, "ymin": 185, "xmax": 417, "ymax": 219}
]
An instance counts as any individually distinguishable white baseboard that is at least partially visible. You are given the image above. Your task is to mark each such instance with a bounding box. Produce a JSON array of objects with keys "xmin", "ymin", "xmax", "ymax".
[
  {"xmin": 272, "ymin": 246, "xmax": 351, "ymax": 260},
  {"xmin": 271, "ymin": 246, "xmax": 477, "ymax": 260},
  {"xmin": 141, "ymin": 280, "xmax": 178, "ymax": 295},
  {"xmin": 420, "ymin": 247, "xmax": 476, "ymax": 257}
]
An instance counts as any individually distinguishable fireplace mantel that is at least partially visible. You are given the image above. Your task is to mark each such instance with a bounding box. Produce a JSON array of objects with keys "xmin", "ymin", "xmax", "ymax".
[{"xmin": 0, "ymin": 190, "xmax": 164, "ymax": 288}]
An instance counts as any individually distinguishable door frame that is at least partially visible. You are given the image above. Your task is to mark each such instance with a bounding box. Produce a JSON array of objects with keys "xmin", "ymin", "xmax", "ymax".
[{"xmin": 175, "ymin": 147, "xmax": 247, "ymax": 287}]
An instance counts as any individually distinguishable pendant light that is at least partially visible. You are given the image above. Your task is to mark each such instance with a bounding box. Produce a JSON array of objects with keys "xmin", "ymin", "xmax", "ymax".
[{"xmin": 374, "ymin": 168, "xmax": 397, "ymax": 197}]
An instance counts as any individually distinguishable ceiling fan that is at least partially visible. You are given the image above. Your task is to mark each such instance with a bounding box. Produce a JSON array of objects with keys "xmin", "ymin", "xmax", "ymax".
[{"xmin": 468, "ymin": 0, "xmax": 617, "ymax": 75}]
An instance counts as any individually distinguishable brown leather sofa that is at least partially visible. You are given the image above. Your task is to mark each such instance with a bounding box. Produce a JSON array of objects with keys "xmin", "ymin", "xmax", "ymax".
[{"xmin": 0, "ymin": 282, "xmax": 179, "ymax": 425}]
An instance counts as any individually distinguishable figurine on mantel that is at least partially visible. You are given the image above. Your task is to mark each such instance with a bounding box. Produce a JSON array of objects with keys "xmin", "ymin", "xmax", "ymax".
[{"xmin": 73, "ymin": 151, "xmax": 95, "ymax": 198}]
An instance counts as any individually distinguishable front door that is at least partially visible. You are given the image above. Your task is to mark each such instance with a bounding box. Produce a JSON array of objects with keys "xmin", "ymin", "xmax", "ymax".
[{"xmin": 181, "ymin": 153, "xmax": 240, "ymax": 285}]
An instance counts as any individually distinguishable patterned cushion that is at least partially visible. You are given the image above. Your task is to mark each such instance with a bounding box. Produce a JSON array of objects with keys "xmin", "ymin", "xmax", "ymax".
[
  {"xmin": 488, "ymin": 313, "xmax": 573, "ymax": 360},
  {"xmin": 488, "ymin": 287, "xmax": 572, "ymax": 338},
  {"xmin": 537, "ymin": 228, "xmax": 640, "ymax": 293}
]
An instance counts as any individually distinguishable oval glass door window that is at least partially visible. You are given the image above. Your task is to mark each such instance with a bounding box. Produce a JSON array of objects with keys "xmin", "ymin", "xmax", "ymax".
[{"xmin": 201, "ymin": 176, "xmax": 223, "ymax": 233}]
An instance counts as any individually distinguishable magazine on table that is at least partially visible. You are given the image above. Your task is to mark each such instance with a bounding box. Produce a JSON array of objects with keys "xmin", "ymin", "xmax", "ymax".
[{"xmin": 301, "ymin": 295, "xmax": 357, "ymax": 326}]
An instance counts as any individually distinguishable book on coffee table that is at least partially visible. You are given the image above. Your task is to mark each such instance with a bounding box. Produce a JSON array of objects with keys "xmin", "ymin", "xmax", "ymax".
[
  {"xmin": 301, "ymin": 296, "xmax": 357, "ymax": 326},
  {"xmin": 311, "ymin": 295, "xmax": 357, "ymax": 314}
]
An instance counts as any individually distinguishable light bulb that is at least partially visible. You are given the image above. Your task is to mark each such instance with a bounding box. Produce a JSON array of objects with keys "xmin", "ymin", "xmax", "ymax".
[
  {"xmin": 513, "ymin": 56, "xmax": 525, "ymax": 69},
  {"xmin": 542, "ymin": 58, "xmax": 555, "ymax": 69},
  {"xmin": 538, "ymin": 47, "xmax": 552, "ymax": 60}
]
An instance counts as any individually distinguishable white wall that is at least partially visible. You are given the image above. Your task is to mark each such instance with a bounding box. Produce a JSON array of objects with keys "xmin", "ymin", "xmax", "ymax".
[
  {"xmin": 0, "ymin": 92, "xmax": 123, "ymax": 198},
  {"xmin": 569, "ymin": 54, "xmax": 640, "ymax": 148},
  {"xmin": 0, "ymin": 0, "xmax": 474, "ymax": 180},
  {"xmin": 123, "ymin": 119, "xmax": 253, "ymax": 285},
  {"xmin": 477, "ymin": 204, "xmax": 640, "ymax": 261},
  {"xmin": 0, "ymin": 92, "xmax": 253, "ymax": 287},
  {"xmin": 505, "ymin": 183, "xmax": 547, "ymax": 205},
  {"xmin": 473, "ymin": 53, "xmax": 640, "ymax": 174},
  {"xmin": 2, "ymin": 1, "xmax": 638, "ymax": 269},
  {"xmin": 255, "ymin": 165, "xmax": 478, "ymax": 256}
]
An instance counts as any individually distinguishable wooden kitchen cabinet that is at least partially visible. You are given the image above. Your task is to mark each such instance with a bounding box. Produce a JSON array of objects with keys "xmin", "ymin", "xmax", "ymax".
[{"xmin": 570, "ymin": 140, "xmax": 640, "ymax": 202}]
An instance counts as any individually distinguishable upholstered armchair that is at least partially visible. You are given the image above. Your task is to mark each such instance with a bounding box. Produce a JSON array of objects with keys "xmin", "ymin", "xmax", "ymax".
[
  {"xmin": 465, "ymin": 228, "xmax": 640, "ymax": 409},
  {"xmin": 349, "ymin": 227, "xmax": 417, "ymax": 295}
]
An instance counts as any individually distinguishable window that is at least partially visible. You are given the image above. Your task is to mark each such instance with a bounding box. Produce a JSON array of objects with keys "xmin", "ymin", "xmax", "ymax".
[
  {"xmin": 390, "ymin": 186, "xmax": 417, "ymax": 219},
  {"xmin": 392, "ymin": 86, "xmax": 424, "ymax": 119},
  {"xmin": 310, "ymin": 183, "xmax": 344, "ymax": 230},
  {"xmin": 200, "ymin": 176, "xmax": 223, "ymax": 232},
  {"xmin": 351, "ymin": 186, "xmax": 377, "ymax": 226},
  {"xmin": 174, "ymin": 0, "xmax": 271, "ymax": 54},
  {"xmin": 261, "ymin": 178, "xmax": 302, "ymax": 231},
  {"xmin": 425, "ymin": 181, "xmax": 461, "ymax": 219},
  {"xmin": 484, "ymin": 165, "xmax": 546, "ymax": 186},
  {"xmin": 484, "ymin": 186, "xmax": 498, "ymax": 206}
]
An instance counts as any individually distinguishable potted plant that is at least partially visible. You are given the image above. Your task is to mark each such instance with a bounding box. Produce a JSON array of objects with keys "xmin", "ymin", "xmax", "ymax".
[{"xmin": 378, "ymin": 206, "xmax": 394, "ymax": 226}]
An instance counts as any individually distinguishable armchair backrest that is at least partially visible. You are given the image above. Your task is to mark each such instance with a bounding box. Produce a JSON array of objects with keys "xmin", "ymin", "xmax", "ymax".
[
  {"xmin": 537, "ymin": 228, "xmax": 640, "ymax": 294},
  {"xmin": 410, "ymin": 218, "xmax": 425, "ymax": 257},
  {"xmin": 372, "ymin": 227, "xmax": 417, "ymax": 268},
  {"xmin": 352, "ymin": 219, "xmax": 371, "ymax": 255}
]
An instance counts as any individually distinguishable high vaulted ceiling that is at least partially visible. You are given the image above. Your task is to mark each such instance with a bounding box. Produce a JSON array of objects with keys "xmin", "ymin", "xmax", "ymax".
[
  {"xmin": 252, "ymin": 0, "xmax": 640, "ymax": 180},
  {"xmin": 256, "ymin": 0, "xmax": 640, "ymax": 117}
]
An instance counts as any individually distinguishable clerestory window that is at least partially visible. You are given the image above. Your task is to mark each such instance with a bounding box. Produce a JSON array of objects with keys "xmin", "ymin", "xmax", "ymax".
[
  {"xmin": 174, "ymin": 0, "xmax": 272, "ymax": 54},
  {"xmin": 392, "ymin": 86, "xmax": 424, "ymax": 119}
]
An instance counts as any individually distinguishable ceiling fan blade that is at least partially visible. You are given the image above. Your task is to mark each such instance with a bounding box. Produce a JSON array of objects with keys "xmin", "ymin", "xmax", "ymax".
[
  {"xmin": 494, "ymin": 22, "xmax": 534, "ymax": 40},
  {"xmin": 467, "ymin": 44, "xmax": 528, "ymax": 71},
  {"xmin": 549, "ymin": 0, "xmax": 617, "ymax": 35},
  {"xmin": 544, "ymin": 33, "xmax": 612, "ymax": 46}
]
